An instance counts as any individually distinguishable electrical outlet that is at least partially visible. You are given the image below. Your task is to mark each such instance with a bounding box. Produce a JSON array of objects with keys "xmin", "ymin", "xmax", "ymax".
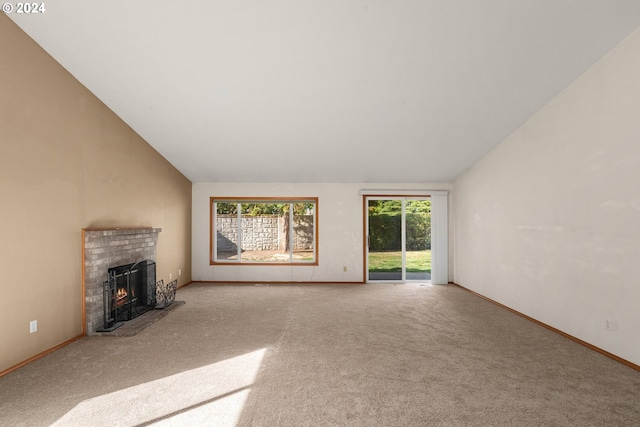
[
  {"xmin": 30, "ymin": 320, "xmax": 37, "ymax": 333},
  {"xmin": 178, "ymin": 269, "xmax": 182, "ymax": 276},
  {"xmin": 169, "ymin": 273, "xmax": 172, "ymax": 280},
  {"xmin": 343, "ymin": 266, "xmax": 347, "ymax": 272}
]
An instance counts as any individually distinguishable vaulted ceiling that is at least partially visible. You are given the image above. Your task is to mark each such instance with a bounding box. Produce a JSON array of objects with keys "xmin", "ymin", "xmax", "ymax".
[{"xmin": 9, "ymin": 1, "xmax": 640, "ymax": 183}]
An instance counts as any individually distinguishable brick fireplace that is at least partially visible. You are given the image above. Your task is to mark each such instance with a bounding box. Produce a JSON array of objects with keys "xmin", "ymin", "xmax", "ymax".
[{"xmin": 82, "ymin": 227, "xmax": 161, "ymax": 335}]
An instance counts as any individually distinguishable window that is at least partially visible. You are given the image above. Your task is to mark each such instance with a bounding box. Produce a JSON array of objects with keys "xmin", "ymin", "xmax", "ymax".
[{"xmin": 211, "ymin": 197, "xmax": 318, "ymax": 265}]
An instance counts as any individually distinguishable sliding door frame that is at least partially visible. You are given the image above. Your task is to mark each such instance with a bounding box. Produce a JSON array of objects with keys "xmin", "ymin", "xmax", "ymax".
[{"xmin": 361, "ymin": 190, "xmax": 448, "ymax": 285}]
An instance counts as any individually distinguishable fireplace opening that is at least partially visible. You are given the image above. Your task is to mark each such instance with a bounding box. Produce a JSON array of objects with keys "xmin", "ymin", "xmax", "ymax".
[{"xmin": 98, "ymin": 260, "xmax": 156, "ymax": 332}]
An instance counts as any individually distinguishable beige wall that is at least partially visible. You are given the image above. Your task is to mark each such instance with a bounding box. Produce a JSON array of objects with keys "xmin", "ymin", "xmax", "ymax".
[
  {"xmin": 0, "ymin": 16, "xmax": 192, "ymax": 373},
  {"xmin": 453, "ymin": 28, "xmax": 640, "ymax": 365},
  {"xmin": 192, "ymin": 182, "xmax": 452, "ymax": 283}
]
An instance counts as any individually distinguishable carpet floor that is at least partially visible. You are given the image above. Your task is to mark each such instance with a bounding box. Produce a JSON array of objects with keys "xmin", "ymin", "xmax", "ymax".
[{"xmin": 0, "ymin": 283, "xmax": 638, "ymax": 426}]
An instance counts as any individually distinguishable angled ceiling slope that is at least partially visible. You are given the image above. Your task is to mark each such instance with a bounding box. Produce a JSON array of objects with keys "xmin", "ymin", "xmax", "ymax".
[{"xmin": 9, "ymin": 1, "xmax": 640, "ymax": 183}]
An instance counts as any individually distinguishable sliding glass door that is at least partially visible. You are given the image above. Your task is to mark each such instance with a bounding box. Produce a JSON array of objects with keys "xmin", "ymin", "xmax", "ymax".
[
  {"xmin": 366, "ymin": 197, "xmax": 431, "ymax": 282},
  {"xmin": 405, "ymin": 199, "xmax": 431, "ymax": 281}
]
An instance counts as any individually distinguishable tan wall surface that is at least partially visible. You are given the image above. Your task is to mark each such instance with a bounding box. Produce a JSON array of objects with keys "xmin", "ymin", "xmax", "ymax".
[
  {"xmin": 453, "ymin": 28, "xmax": 640, "ymax": 365},
  {"xmin": 0, "ymin": 15, "xmax": 192, "ymax": 373}
]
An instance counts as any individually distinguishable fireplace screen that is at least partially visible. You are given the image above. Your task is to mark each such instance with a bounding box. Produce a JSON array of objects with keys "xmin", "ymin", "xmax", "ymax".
[{"xmin": 99, "ymin": 260, "xmax": 156, "ymax": 331}]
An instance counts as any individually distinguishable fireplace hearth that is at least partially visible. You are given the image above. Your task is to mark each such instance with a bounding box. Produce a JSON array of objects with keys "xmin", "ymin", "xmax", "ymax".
[
  {"xmin": 83, "ymin": 227, "xmax": 162, "ymax": 335},
  {"xmin": 98, "ymin": 260, "xmax": 157, "ymax": 332}
]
